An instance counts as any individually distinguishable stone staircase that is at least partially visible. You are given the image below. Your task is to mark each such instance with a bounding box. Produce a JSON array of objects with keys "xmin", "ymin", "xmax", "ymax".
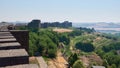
[
  {"xmin": 0, "ymin": 31, "xmax": 39, "ymax": 68},
  {"xmin": 0, "ymin": 42, "xmax": 21, "ymax": 50}
]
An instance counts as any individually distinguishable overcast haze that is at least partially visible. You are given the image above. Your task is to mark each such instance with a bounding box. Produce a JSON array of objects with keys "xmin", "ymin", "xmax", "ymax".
[{"xmin": 0, "ymin": 0, "xmax": 120, "ymax": 22}]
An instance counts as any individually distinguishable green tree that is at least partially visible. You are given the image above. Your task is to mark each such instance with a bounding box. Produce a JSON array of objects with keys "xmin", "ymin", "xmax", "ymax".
[
  {"xmin": 37, "ymin": 40, "xmax": 47, "ymax": 55},
  {"xmin": 72, "ymin": 60, "xmax": 85, "ymax": 68},
  {"xmin": 102, "ymin": 42, "xmax": 120, "ymax": 52},
  {"xmin": 29, "ymin": 40, "xmax": 37, "ymax": 56},
  {"xmin": 95, "ymin": 49, "xmax": 105, "ymax": 58},
  {"xmin": 68, "ymin": 53, "xmax": 78, "ymax": 67},
  {"xmin": 111, "ymin": 64, "xmax": 117, "ymax": 68},
  {"xmin": 29, "ymin": 29, "xmax": 58, "ymax": 58},
  {"xmin": 59, "ymin": 34, "xmax": 70, "ymax": 45},
  {"xmin": 69, "ymin": 30, "xmax": 82, "ymax": 37},
  {"xmin": 75, "ymin": 42, "xmax": 94, "ymax": 52}
]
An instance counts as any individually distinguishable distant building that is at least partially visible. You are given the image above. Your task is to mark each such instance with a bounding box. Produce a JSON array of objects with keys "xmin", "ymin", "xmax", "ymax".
[
  {"xmin": 41, "ymin": 21, "xmax": 72, "ymax": 28},
  {"xmin": 62, "ymin": 21, "xmax": 72, "ymax": 28},
  {"xmin": 27, "ymin": 19, "xmax": 72, "ymax": 28},
  {"xmin": 41, "ymin": 22, "xmax": 50, "ymax": 28},
  {"xmin": 28, "ymin": 19, "xmax": 41, "ymax": 28}
]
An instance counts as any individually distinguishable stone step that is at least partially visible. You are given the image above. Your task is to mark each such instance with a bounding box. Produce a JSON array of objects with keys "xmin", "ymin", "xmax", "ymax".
[
  {"xmin": 36, "ymin": 57, "xmax": 48, "ymax": 68},
  {"xmin": 0, "ymin": 32, "xmax": 13, "ymax": 37},
  {"xmin": 0, "ymin": 38, "xmax": 17, "ymax": 43},
  {"xmin": 0, "ymin": 33, "xmax": 12, "ymax": 36},
  {"xmin": 0, "ymin": 49, "xmax": 29, "ymax": 67},
  {"xmin": 2, "ymin": 64, "xmax": 39, "ymax": 68},
  {"xmin": 0, "ymin": 36, "xmax": 14, "ymax": 39},
  {"xmin": 0, "ymin": 42, "xmax": 21, "ymax": 50},
  {"xmin": 0, "ymin": 32, "xmax": 11, "ymax": 34}
]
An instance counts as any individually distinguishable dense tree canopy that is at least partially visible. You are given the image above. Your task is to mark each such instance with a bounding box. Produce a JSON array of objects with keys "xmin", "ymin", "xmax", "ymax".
[
  {"xmin": 58, "ymin": 33, "xmax": 70, "ymax": 45},
  {"xmin": 68, "ymin": 30, "xmax": 82, "ymax": 37},
  {"xmin": 29, "ymin": 29, "xmax": 58, "ymax": 58},
  {"xmin": 102, "ymin": 42, "xmax": 120, "ymax": 52},
  {"xmin": 75, "ymin": 42, "xmax": 94, "ymax": 52}
]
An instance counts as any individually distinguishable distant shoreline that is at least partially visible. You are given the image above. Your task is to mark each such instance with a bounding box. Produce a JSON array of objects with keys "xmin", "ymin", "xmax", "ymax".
[{"xmin": 94, "ymin": 28, "xmax": 120, "ymax": 31}]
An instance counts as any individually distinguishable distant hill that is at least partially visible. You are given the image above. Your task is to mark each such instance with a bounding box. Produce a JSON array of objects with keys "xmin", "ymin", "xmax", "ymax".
[
  {"xmin": 73, "ymin": 22, "xmax": 120, "ymax": 28},
  {"xmin": 73, "ymin": 22, "xmax": 120, "ymax": 33}
]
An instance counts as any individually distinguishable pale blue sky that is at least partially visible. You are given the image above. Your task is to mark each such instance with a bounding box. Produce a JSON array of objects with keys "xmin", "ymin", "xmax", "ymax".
[{"xmin": 0, "ymin": 0, "xmax": 120, "ymax": 22}]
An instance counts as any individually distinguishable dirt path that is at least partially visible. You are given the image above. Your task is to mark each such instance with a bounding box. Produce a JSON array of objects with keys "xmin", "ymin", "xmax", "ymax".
[
  {"xmin": 70, "ymin": 40, "xmax": 73, "ymax": 50},
  {"xmin": 48, "ymin": 51, "xmax": 68, "ymax": 68}
]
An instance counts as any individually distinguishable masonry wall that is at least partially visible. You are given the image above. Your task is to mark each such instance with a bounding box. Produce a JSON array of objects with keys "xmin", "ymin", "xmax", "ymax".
[
  {"xmin": 0, "ymin": 56, "xmax": 29, "ymax": 67},
  {"xmin": 10, "ymin": 30, "xmax": 29, "ymax": 52}
]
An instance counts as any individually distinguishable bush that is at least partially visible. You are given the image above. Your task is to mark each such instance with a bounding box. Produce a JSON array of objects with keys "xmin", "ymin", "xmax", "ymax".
[
  {"xmin": 48, "ymin": 49, "xmax": 56, "ymax": 58},
  {"xmin": 68, "ymin": 53, "xmax": 78, "ymax": 67},
  {"xmin": 75, "ymin": 42, "xmax": 94, "ymax": 52},
  {"xmin": 72, "ymin": 60, "xmax": 85, "ymax": 68}
]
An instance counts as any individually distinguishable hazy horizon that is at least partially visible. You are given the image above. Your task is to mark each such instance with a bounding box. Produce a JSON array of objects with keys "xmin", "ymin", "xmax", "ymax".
[
  {"xmin": 1, "ymin": 21, "xmax": 120, "ymax": 24},
  {"xmin": 0, "ymin": 0, "xmax": 120, "ymax": 22}
]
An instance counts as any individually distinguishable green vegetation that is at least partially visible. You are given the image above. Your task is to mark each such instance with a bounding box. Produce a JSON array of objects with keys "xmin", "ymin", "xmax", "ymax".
[
  {"xmin": 75, "ymin": 42, "xmax": 94, "ymax": 52},
  {"xmin": 68, "ymin": 28, "xmax": 120, "ymax": 68},
  {"xmin": 29, "ymin": 28, "xmax": 58, "ymax": 58},
  {"xmin": 58, "ymin": 33, "xmax": 70, "ymax": 45},
  {"xmin": 72, "ymin": 60, "xmax": 85, "ymax": 68},
  {"xmin": 18, "ymin": 26, "xmax": 120, "ymax": 68},
  {"xmin": 68, "ymin": 53, "xmax": 78, "ymax": 67},
  {"xmin": 28, "ymin": 28, "xmax": 72, "ymax": 58},
  {"xmin": 102, "ymin": 42, "xmax": 120, "ymax": 52},
  {"xmin": 96, "ymin": 43, "xmax": 120, "ymax": 67}
]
